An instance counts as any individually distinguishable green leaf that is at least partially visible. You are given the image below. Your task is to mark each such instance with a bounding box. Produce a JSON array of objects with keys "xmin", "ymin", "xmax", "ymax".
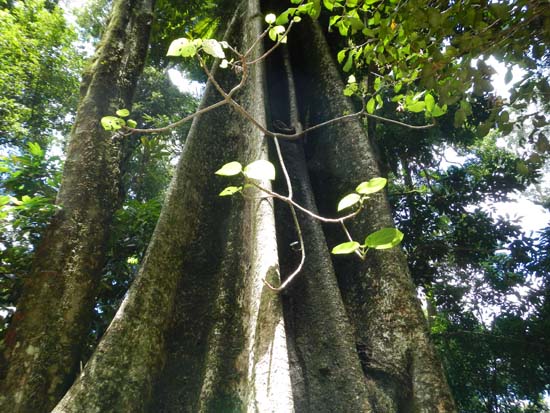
[
  {"xmin": 337, "ymin": 193, "xmax": 361, "ymax": 211},
  {"xmin": 323, "ymin": 0, "xmax": 335, "ymax": 11},
  {"xmin": 504, "ymin": 67, "xmax": 513, "ymax": 84},
  {"xmin": 27, "ymin": 142, "xmax": 43, "ymax": 157},
  {"xmin": 116, "ymin": 109, "xmax": 130, "ymax": 117},
  {"xmin": 424, "ymin": 94, "xmax": 435, "ymax": 112},
  {"xmin": 127, "ymin": 119, "xmax": 137, "ymax": 128},
  {"xmin": 332, "ymin": 241, "xmax": 360, "ymax": 254},
  {"xmin": 356, "ymin": 177, "xmax": 387, "ymax": 194},
  {"xmin": 454, "ymin": 108, "xmax": 466, "ymax": 127},
  {"xmin": 0, "ymin": 195, "xmax": 11, "ymax": 206},
  {"xmin": 166, "ymin": 38, "xmax": 197, "ymax": 57},
  {"xmin": 337, "ymin": 49, "xmax": 347, "ymax": 64},
  {"xmin": 269, "ymin": 26, "xmax": 286, "ymax": 42},
  {"xmin": 244, "ymin": 160, "xmax": 276, "ymax": 181},
  {"xmin": 431, "ymin": 104, "xmax": 447, "ymax": 117},
  {"xmin": 343, "ymin": 52, "xmax": 353, "ymax": 72},
  {"xmin": 366, "ymin": 98, "xmax": 376, "ymax": 114},
  {"xmin": 364, "ymin": 228, "xmax": 404, "ymax": 249},
  {"xmin": 215, "ymin": 161, "xmax": 242, "ymax": 176},
  {"xmin": 374, "ymin": 77, "xmax": 381, "ymax": 91},
  {"xmin": 101, "ymin": 116, "xmax": 126, "ymax": 131},
  {"xmin": 406, "ymin": 101, "xmax": 426, "ymax": 113},
  {"xmin": 265, "ymin": 13, "xmax": 276, "ymax": 24},
  {"xmin": 219, "ymin": 186, "xmax": 242, "ymax": 196},
  {"xmin": 202, "ymin": 39, "xmax": 225, "ymax": 59}
]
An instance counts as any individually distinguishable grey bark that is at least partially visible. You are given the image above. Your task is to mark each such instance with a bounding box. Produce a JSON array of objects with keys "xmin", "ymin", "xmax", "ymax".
[
  {"xmin": 289, "ymin": 19, "xmax": 457, "ymax": 412},
  {"xmin": 54, "ymin": 1, "xmax": 294, "ymax": 411},
  {"xmin": 0, "ymin": 0, "xmax": 155, "ymax": 411}
]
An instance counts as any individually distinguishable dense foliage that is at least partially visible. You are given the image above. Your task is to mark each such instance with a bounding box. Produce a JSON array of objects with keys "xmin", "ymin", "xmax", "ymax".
[{"xmin": 0, "ymin": 0, "xmax": 82, "ymax": 333}]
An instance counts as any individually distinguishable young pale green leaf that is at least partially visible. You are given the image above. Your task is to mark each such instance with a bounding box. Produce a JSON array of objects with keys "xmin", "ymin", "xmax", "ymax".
[
  {"xmin": 268, "ymin": 25, "xmax": 286, "ymax": 42},
  {"xmin": 364, "ymin": 228, "xmax": 404, "ymax": 250},
  {"xmin": 220, "ymin": 59, "xmax": 229, "ymax": 69},
  {"xmin": 331, "ymin": 241, "xmax": 360, "ymax": 255},
  {"xmin": 337, "ymin": 193, "xmax": 361, "ymax": 211},
  {"xmin": 366, "ymin": 97, "xmax": 376, "ymax": 114},
  {"xmin": 356, "ymin": 177, "xmax": 387, "ymax": 194},
  {"xmin": 101, "ymin": 116, "xmax": 125, "ymax": 131},
  {"xmin": 116, "ymin": 108, "xmax": 130, "ymax": 117},
  {"xmin": 127, "ymin": 119, "xmax": 137, "ymax": 128},
  {"xmin": 424, "ymin": 94, "xmax": 435, "ymax": 112},
  {"xmin": 166, "ymin": 38, "xmax": 197, "ymax": 57},
  {"xmin": 202, "ymin": 39, "xmax": 225, "ymax": 59},
  {"xmin": 244, "ymin": 160, "xmax": 276, "ymax": 181},
  {"xmin": 265, "ymin": 13, "xmax": 276, "ymax": 24},
  {"xmin": 215, "ymin": 161, "xmax": 242, "ymax": 176},
  {"xmin": 323, "ymin": 0, "xmax": 334, "ymax": 11},
  {"xmin": 219, "ymin": 186, "xmax": 242, "ymax": 196},
  {"xmin": 337, "ymin": 49, "xmax": 347, "ymax": 64}
]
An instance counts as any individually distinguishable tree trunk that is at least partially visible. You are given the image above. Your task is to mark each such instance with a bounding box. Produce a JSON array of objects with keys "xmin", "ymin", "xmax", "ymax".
[
  {"xmin": 53, "ymin": 1, "xmax": 294, "ymax": 411},
  {"xmin": 290, "ymin": 20, "xmax": 457, "ymax": 412},
  {"xmin": 0, "ymin": 0, "xmax": 155, "ymax": 411}
]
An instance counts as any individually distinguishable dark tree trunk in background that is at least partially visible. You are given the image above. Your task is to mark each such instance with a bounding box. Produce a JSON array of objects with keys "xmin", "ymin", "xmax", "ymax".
[
  {"xmin": 4, "ymin": 0, "xmax": 457, "ymax": 411},
  {"xmin": 0, "ymin": 0, "xmax": 155, "ymax": 411}
]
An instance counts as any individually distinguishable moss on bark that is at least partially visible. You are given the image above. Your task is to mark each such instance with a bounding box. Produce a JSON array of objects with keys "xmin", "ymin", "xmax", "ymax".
[{"xmin": 0, "ymin": 1, "xmax": 155, "ymax": 412}]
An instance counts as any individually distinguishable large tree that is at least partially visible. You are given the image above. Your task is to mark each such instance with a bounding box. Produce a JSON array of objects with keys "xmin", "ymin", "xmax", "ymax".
[{"xmin": 50, "ymin": 0, "xmax": 455, "ymax": 410}]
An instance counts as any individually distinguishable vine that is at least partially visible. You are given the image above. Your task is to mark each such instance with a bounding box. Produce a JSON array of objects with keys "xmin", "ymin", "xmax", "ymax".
[{"xmin": 99, "ymin": 4, "xmax": 421, "ymax": 291}]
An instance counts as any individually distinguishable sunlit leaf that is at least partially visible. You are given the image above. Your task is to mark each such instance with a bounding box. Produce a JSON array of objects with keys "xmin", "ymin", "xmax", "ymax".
[
  {"xmin": 166, "ymin": 38, "xmax": 197, "ymax": 57},
  {"xmin": 101, "ymin": 116, "xmax": 125, "ymax": 131},
  {"xmin": 425, "ymin": 94, "xmax": 435, "ymax": 112},
  {"xmin": 219, "ymin": 186, "xmax": 242, "ymax": 196},
  {"xmin": 244, "ymin": 160, "xmax": 276, "ymax": 181},
  {"xmin": 27, "ymin": 142, "xmax": 43, "ymax": 157},
  {"xmin": 331, "ymin": 241, "xmax": 360, "ymax": 254},
  {"xmin": 215, "ymin": 161, "xmax": 242, "ymax": 176},
  {"xmin": 364, "ymin": 228, "xmax": 404, "ymax": 249},
  {"xmin": 431, "ymin": 104, "xmax": 447, "ymax": 117},
  {"xmin": 337, "ymin": 193, "xmax": 361, "ymax": 211},
  {"xmin": 202, "ymin": 39, "xmax": 225, "ymax": 59},
  {"xmin": 356, "ymin": 177, "xmax": 387, "ymax": 194},
  {"xmin": 116, "ymin": 109, "xmax": 130, "ymax": 117},
  {"xmin": 265, "ymin": 13, "xmax": 276, "ymax": 24},
  {"xmin": 406, "ymin": 101, "xmax": 426, "ymax": 113},
  {"xmin": 366, "ymin": 98, "xmax": 376, "ymax": 114}
]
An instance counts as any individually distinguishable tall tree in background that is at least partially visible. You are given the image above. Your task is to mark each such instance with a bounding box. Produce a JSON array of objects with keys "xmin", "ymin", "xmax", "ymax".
[{"xmin": 0, "ymin": 0, "xmax": 155, "ymax": 410}]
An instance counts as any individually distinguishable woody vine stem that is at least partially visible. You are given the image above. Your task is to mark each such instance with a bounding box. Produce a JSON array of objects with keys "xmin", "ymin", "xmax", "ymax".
[{"xmin": 101, "ymin": 9, "xmax": 420, "ymax": 291}]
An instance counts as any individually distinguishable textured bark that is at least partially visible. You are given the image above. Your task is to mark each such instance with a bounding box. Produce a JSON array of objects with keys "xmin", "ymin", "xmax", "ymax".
[
  {"xmin": 290, "ymin": 20, "xmax": 457, "ymax": 412},
  {"xmin": 4, "ymin": 2, "xmax": 458, "ymax": 411},
  {"xmin": 0, "ymin": 0, "xmax": 155, "ymax": 411},
  {"xmin": 54, "ymin": 1, "xmax": 293, "ymax": 411},
  {"xmin": 268, "ymin": 46, "xmax": 372, "ymax": 412}
]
